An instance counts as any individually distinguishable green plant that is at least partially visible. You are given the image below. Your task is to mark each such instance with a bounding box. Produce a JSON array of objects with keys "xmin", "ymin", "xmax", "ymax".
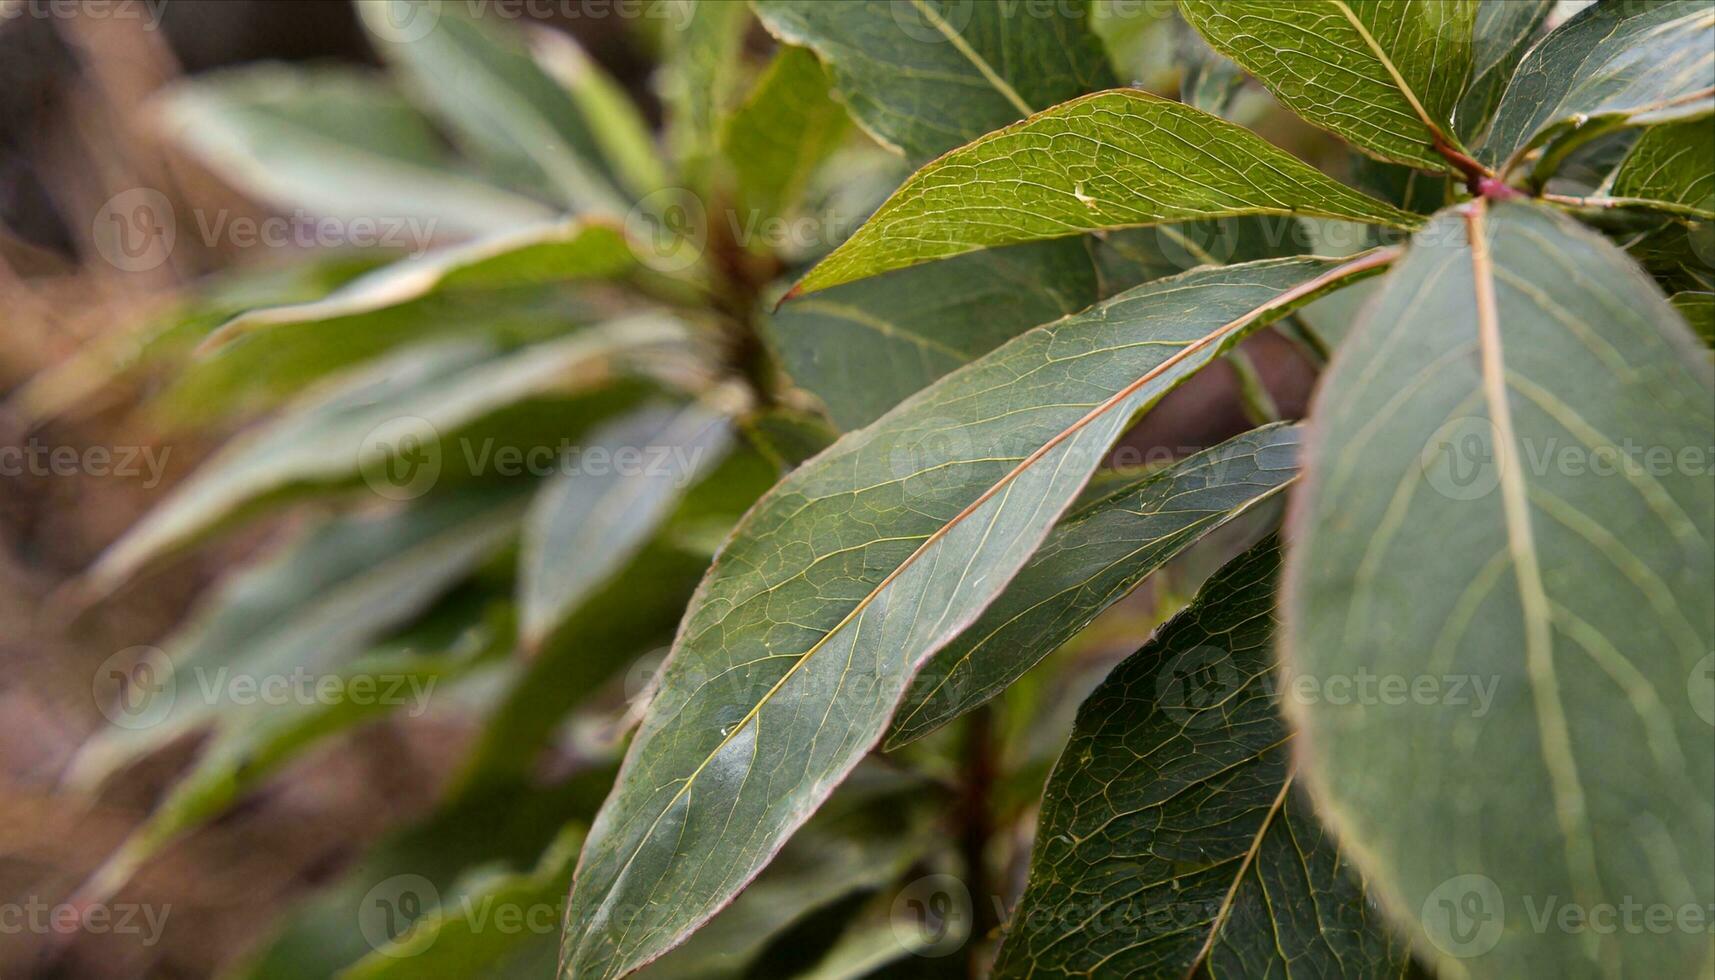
[{"xmin": 57, "ymin": 1, "xmax": 1713, "ymax": 978}]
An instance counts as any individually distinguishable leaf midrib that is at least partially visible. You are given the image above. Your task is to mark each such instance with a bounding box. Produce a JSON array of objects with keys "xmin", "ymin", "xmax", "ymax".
[{"xmin": 908, "ymin": 0, "xmax": 1034, "ymax": 118}]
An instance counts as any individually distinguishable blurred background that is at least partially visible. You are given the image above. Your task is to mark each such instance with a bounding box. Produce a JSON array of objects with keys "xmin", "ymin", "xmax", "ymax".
[{"xmin": 0, "ymin": 2, "xmax": 1359, "ymax": 976}]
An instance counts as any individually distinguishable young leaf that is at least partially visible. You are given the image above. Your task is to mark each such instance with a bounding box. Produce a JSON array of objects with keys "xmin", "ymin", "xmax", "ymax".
[
  {"xmin": 91, "ymin": 318, "xmax": 697, "ymax": 590},
  {"xmin": 767, "ymin": 239, "xmax": 1099, "ymax": 430},
  {"xmin": 753, "ymin": 0, "xmax": 1116, "ymax": 161},
  {"xmin": 358, "ymin": 0, "xmax": 630, "ymax": 214},
  {"xmin": 1284, "ymin": 201, "xmax": 1713, "ymax": 978},
  {"xmin": 159, "ymin": 66, "xmax": 553, "ymax": 236},
  {"xmin": 1179, "ymin": 0, "xmax": 1478, "ymax": 172},
  {"xmin": 994, "ymin": 539, "xmax": 1413, "ymax": 978},
  {"xmin": 520, "ymin": 395, "xmax": 737, "ymax": 650},
  {"xmin": 1602, "ymin": 117, "xmax": 1715, "ymax": 219},
  {"xmin": 886, "ymin": 423, "xmax": 1301, "ymax": 748},
  {"xmin": 558, "ymin": 252, "xmax": 1393, "ymax": 979},
  {"xmin": 71, "ymin": 488, "xmax": 529, "ymax": 792},
  {"xmin": 719, "ymin": 46, "xmax": 850, "ymax": 224},
  {"xmin": 1480, "ymin": 0, "xmax": 1715, "ymax": 173},
  {"xmin": 198, "ymin": 219, "xmax": 636, "ymax": 354},
  {"xmin": 1455, "ymin": 0, "xmax": 1553, "ymax": 144},
  {"xmin": 662, "ymin": 0, "xmax": 752, "ymax": 185},
  {"xmin": 790, "ymin": 90, "xmax": 1419, "ymax": 296}
]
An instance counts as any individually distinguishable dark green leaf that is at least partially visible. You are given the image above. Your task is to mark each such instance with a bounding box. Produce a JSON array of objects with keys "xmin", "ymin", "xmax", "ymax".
[
  {"xmin": 1605, "ymin": 117, "xmax": 1715, "ymax": 219},
  {"xmin": 559, "ymin": 253, "xmax": 1392, "ymax": 979},
  {"xmin": 792, "ymin": 89, "xmax": 1419, "ymax": 295},
  {"xmin": 768, "ymin": 239, "xmax": 1098, "ymax": 430},
  {"xmin": 663, "ymin": 0, "xmax": 752, "ymax": 184},
  {"xmin": 1671, "ymin": 289, "xmax": 1715, "ymax": 344},
  {"xmin": 887, "ymin": 423, "xmax": 1301, "ymax": 748},
  {"xmin": 1284, "ymin": 200, "xmax": 1713, "ymax": 977},
  {"xmin": 1479, "ymin": 0, "xmax": 1715, "ymax": 172},
  {"xmin": 753, "ymin": 0, "xmax": 1116, "ymax": 161},
  {"xmin": 1179, "ymin": 0, "xmax": 1478, "ymax": 171},
  {"xmin": 1455, "ymin": 0, "xmax": 1553, "ymax": 144},
  {"xmin": 720, "ymin": 46, "xmax": 850, "ymax": 224},
  {"xmin": 994, "ymin": 539, "xmax": 1413, "ymax": 978}
]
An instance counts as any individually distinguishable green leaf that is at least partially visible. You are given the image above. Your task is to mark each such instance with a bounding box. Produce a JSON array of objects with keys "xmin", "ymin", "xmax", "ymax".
[
  {"xmin": 737, "ymin": 407, "xmax": 839, "ymax": 473},
  {"xmin": 76, "ymin": 597, "xmax": 511, "ymax": 909},
  {"xmin": 768, "ymin": 239, "xmax": 1098, "ymax": 430},
  {"xmin": 519, "ymin": 394, "xmax": 737, "ymax": 650},
  {"xmin": 1179, "ymin": 0, "xmax": 1478, "ymax": 172},
  {"xmin": 994, "ymin": 538, "xmax": 1413, "ymax": 978},
  {"xmin": 1179, "ymin": 23, "xmax": 1247, "ymax": 119},
  {"xmin": 886, "ymin": 423, "xmax": 1301, "ymax": 748},
  {"xmin": 790, "ymin": 90, "xmax": 1420, "ymax": 295},
  {"xmin": 159, "ymin": 66, "xmax": 554, "ymax": 236},
  {"xmin": 358, "ymin": 0, "xmax": 630, "ymax": 213},
  {"xmin": 91, "ymin": 318, "xmax": 698, "ymax": 590},
  {"xmin": 1480, "ymin": 0, "xmax": 1715, "ymax": 172},
  {"xmin": 1284, "ymin": 200, "xmax": 1713, "ymax": 977},
  {"xmin": 1455, "ymin": 0, "xmax": 1553, "ymax": 144},
  {"xmin": 530, "ymin": 25, "xmax": 671, "ymax": 201},
  {"xmin": 663, "ymin": 0, "xmax": 752, "ymax": 184},
  {"xmin": 720, "ymin": 46, "xmax": 850, "ymax": 224},
  {"xmin": 1671, "ymin": 290, "xmax": 1715, "ymax": 345},
  {"xmin": 197, "ymin": 219, "xmax": 637, "ymax": 355},
  {"xmin": 559, "ymin": 252, "xmax": 1393, "ymax": 979},
  {"xmin": 70, "ymin": 488, "xmax": 529, "ymax": 793},
  {"xmin": 341, "ymin": 823, "xmax": 587, "ymax": 979},
  {"xmin": 1605, "ymin": 117, "xmax": 1715, "ymax": 219},
  {"xmin": 753, "ymin": 0, "xmax": 1116, "ymax": 161}
]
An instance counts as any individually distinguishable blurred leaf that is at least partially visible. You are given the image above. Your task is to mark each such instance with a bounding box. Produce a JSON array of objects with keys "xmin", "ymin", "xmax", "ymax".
[
  {"xmin": 1480, "ymin": 0, "xmax": 1715, "ymax": 171},
  {"xmin": 160, "ymin": 66, "xmax": 553, "ymax": 236},
  {"xmin": 737, "ymin": 407, "xmax": 839, "ymax": 472},
  {"xmin": 994, "ymin": 539, "xmax": 1413, "ymax": 977},
  {"xmin": 1456, "ymin": 0, "xmax": 1553, "ymax": 144},
  {"xmin": 530, "ymin": 24, "xmax": 671, "ymax": 200},
  {"xmin": 72, "ymin": 487, "xmax": 531, "ymax": 792},
  {"xmin": 1180, "ymin": 0, "xmax": 1478, "ymax": 171},
  {"xmin": 887, "ymin": 423, "xmax": 1301, "ymax": 748},
  {"xmin": 358, "ymin": 0, "xmax": 631, "ymax": 214},
  {"xmin": 791, "ymin": 90, "xmax": 1419, "ymax": 295},
  {"xmin": 754, "ymin": 0, "xmax": 1116, "ymax": 161},
  {"xmin": 1285, "ymin": 201, "xmax": 1713, "ymax": 977},
  {"xmin": 1605, "ymin": 117, "xmax": 1715, "ymax": 219},
  {"xmin": 1671, "ymin": 289, "xmax": 1715, "ymax": 344},
  {"xmin": 559, "ymin": 254, "xmax": 1391, "ymax": 979},
  {"xmin": 520, "ymin": 393, "xmax": 738, "ymax": 650},
  {"xmin": 720, "ymin": 46, "xmax": 850, "ymax": 224},
  {"xmin": 78, "ymin": 596, "xmax": 513, "ymax": 908},
  {"xmin": 198, "ymin": 219, "xmax": 636, "ymax": 354},
  {"xmin": 768, "ymin": 240, "xmax": 1098, "ymax": 430},
  {"xmin": 1178, "ymin": 22, "xmax": 1246, "ymax": 118},
  {"xmin": 93, "ymin": 318, "xmax": 700, "ymax": 590},
  {"xmin": 662, "ymin": 0, "xmax": 753, "ymax": 185}
]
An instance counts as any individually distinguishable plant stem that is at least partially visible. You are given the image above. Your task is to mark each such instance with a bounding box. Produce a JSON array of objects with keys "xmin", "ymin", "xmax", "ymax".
[{"xmin": 959, "ymin": 704, "xmax": 998, "ymax": 977}]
